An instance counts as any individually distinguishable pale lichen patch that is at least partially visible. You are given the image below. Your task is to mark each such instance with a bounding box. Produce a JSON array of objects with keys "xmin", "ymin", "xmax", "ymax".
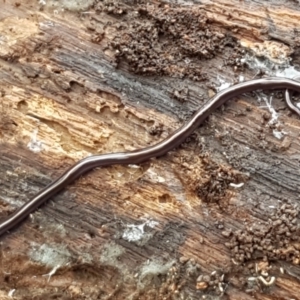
[{"xmin": 29, "ymin": 243, "xmax": 71, "ymax": 268}]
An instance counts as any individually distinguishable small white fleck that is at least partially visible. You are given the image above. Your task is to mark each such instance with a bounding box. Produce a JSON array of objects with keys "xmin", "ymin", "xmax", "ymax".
[
  {"xmin": 229, "ymin": 182, "xmax": 244, "ymax": 189},
  {"xmin": 146, "ymin": 220, "xmax": 159, "ymax": 228},
  {"xmin": 39, "ymin": 21, "xmax": 55, "ymax": 28},
  {"xmin": 258, "ymin": 276, "xmax": 276, "ymax": 286},
  {"xmin": 273, "ymin": 129, "xmax": 285, "ymax": 140},
  {"xmin": 218, "ymin": 282, "xmax": 224, "ymax": 292},
  {"xmin": 257, "ymin": 94, "xmax": 278, "ymax": 125},
  {"xmin": 247, "ymin": 277, "xmax": 257, "ymax": 281},
  {"xmin": 27, "ymin": 129, "xmax": 43, "ymax": 153},
  {"xmin": 8, "ymin": 289, "xmax": 16, "ymax": 298},
  {"xmin": 128, "ymin": 164, "xmax": 140, "ymax": 169},
  {"xmin": 217, "ymin": 77, "xmax": 231, "ymax": 91},
  {"xmin": 184, "ymin": 58, "xmax": 191, "ymax": 64}
]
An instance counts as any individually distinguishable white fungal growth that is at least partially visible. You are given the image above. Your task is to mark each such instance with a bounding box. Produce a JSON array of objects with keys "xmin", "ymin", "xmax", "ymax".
[
  {"xmin": 275, "ymin": 65, "xmax": 300, "ymax": 79},
  {"xmin": 29, "ymin": 243, "xmax": 71, "ymax": 268},
  {"xmin": 138, "ymin": 259, "xmax": 175, "ymax": 288},
  {"xmin": 272, "ymin": 129, "xmax": 286, "ymax": 140},
  {"xmin": 42, "ymin": 264, "xmax": 61, "ymax": 282},
  {"xmin": 27, "ymin": 128, "xmax": 43, "ymax": 153},
  {"xmin": 122, "ymin": 219, "xmax": 159, "ymax": 242},
  {"xmin": 257, "ymin": 94, "xmax": 278, "ymax": 125},
  {"xmin": 217, "ymin": 77, "xmax": 231, "ymax": 91}
]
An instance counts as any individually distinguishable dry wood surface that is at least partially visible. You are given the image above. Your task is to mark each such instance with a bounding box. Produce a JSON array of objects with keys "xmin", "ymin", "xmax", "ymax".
[{"xmin": 1, "ymin": 0, "xmax": 300, "ymax": 299}]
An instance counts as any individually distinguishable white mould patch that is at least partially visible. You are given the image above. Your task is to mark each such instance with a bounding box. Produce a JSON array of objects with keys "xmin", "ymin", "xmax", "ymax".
[
  {"xmin": 275, "ymin": 65, "xmax": 300, "ymax": 78},
  {"xmin": 217, "ymin": 77, "xmax": 231, "ymax": 91},
  {"xmin": 240, "ymin": 51, "xmax": 300, "ymax": 82},
  {"xmin": 257, "ymin": 94, "xmax": 278, "ymax": 124},
  {"xmin": 138, "ymin": 259, "xmax": 175, "ymax": 288},
  {"xmin": 146, "ymin": 219, "xmax": 159, "ymax": 228},
  {"xmin": 99, "ymin": 242, "xmax": 125, "ymax": 267},
  {"xmin": 273, "ymin": 129, "xmax": 286, "ymax": 140},
  {"xmin": 256, "ymin": 93, "xmax": 290, "ymax": 139},
  {"xmin": 240, "ymin": 53, "xmax": 286, "ymax": 77},
  {"xmin": 27, "ymin": 129, "xmax": 43, "ymax": 153},
  {"xmin": 122, "ymin": 219, "xmax": 158, "ymax": 243},
  {"xmin": 240, "ymin": 53, "xmax": 276, "ymax": 75},
  {"xmin": 122, "ymin": 223, "xmax": 146, "ymax": 242},
  {"xmin": 29, "ymin": 243, "xmax": 71, "ymax": 268},
  {"xmin": 239, "ymin": 53, "xmax": 300, "ymax": 140},
  {"xmin": 42, "ymin": 264, "xmax": 61, "ymax": 282}
]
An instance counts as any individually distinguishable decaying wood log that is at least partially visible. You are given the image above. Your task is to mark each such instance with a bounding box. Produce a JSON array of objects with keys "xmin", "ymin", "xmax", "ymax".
[{"xmin": 1, "ymin": 0, "xmax": 300, "ymax": 299}]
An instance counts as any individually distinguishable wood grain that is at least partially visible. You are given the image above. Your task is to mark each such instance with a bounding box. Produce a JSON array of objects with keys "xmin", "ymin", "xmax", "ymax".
[{"xmin": 1, "ymin": 0, "xmax": 300, "ymax": 299}]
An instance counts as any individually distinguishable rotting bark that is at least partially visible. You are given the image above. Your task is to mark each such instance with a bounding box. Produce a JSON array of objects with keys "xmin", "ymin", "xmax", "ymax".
[{"xmin": 1, "ymin": 0, "xmax": 300, "ymax": 299}]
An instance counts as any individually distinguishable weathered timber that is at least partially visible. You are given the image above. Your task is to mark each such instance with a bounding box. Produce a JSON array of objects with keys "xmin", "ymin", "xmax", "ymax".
[{"xmin": 1, "ymin": 0, "xmax": 300, "ymax": 299}]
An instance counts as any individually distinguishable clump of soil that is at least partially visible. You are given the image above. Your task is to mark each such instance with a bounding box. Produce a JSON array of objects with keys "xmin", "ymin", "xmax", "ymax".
[
  {"xmin": 173, "ymin": 151, "xmax": 247, "ymax": 204},
  {"xmin": 109, "ymin": 3, "xmax": 237, "ymax": 79},
  {"xmin": 224, "ymin": 202, "xmax": 300, "ymax": 263},
  {"xmin": 195, "ymin": 158, "xmax": 245, "ymax": 204}
]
